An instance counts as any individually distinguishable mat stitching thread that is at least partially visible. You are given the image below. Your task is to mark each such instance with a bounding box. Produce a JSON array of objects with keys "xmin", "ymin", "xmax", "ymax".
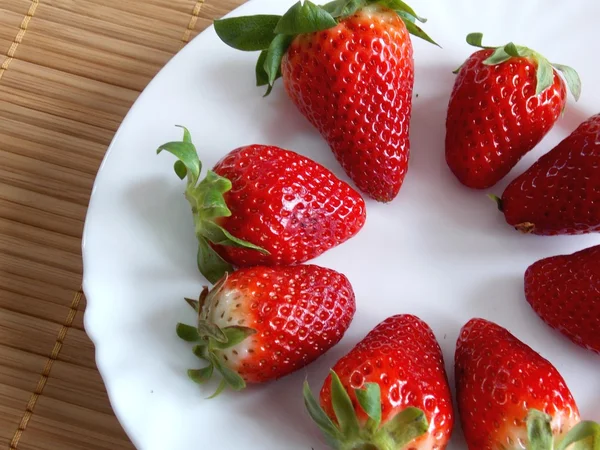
[
  {"xmin": 0, "ymin": 0, "xmax": 40, "ymax": 82},
  {"xmin": 9, "ymin": 288, "xmax": 83, "ymax": 450},
  {"xmin": 181, "ymin": 0, "xmax": 206, "ymax": 47}
]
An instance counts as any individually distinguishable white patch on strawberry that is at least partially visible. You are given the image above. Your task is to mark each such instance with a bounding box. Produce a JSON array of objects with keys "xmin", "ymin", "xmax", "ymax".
[{"xmin": 207, "ymin": 288, "xmax": 254, "ymax": 369}]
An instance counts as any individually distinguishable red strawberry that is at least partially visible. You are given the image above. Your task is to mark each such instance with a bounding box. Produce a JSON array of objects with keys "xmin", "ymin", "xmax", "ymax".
[
  {"xmin": 215, "ymin": 0, "xmax": 437, "ymax": 202},
  {"xmin": 446, "ymin": 33, "xmax": 581, "ymax": 189},
  {"xmin": 494, "ymin": 113, "xmax": 600, "ymax": 235},
  {"xmin": 304, "ymin": 315, "xmax": 454, "ymax": 449},
  {"xmin": 455, "ymin": 318, "xmax": 600, "ymax": 449},
  {"xmin": 525, "ymin": 245, "xmax": 600, "ymax": 355},
  {"xmin": 177, "ymin": 264, "xmax": 356, "ymax": 392},
  {"xmin": 158, "ymin": 126, "xmax": 365, "ymax": 283}
]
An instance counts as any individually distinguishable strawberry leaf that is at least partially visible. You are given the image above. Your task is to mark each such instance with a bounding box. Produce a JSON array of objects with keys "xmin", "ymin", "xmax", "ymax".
[
  {"xmin": 209, "ymin": 353, "xmax": 246, "ymax": 391},
  {"xmin": 380, "ymin": 0, "xmax": 426, "ymax": 22},
  {"xmin": 330, "ymin": 370, "xmax": 360, "ymax": 438},
  {"xmin": 322, "ymin": 0, "xmax": 366, "ymax": 18},
  {"xmin": 158, "ymin": 127, "xmax": 268, "ymax": 283},
  {"xmin": 188, "ymin": 365, "xmax": 213, "ymax": 384},
  {"xmin": 355, "ymin": 383, "xmax": 382, "ymax": 431},
  {"xmin": 526, "ymin": 409, "xmax": 554, "ymax": 450},
  {"xmin": 380, "ymin": 406, "xmax": 428, "ymax": 447},
  {"xmin": 207, "ymin": 380, "xmax": 227, "ymax": 399},
  {"xmin": 256, "ymin": 50, "xmax": 269, "ymax": 86},
  {"xmin": 535, "ymin": 57, "xmax": 555, "ymax": 97},
  {"xmin": 552, "ymin": 63, "xmax": 582, "ymax": 101},
  {"xmin": 176, "ymin": 323, "xmax": 202, "ymax": 342},
  {"xmin": 214, "ymin": 15, "xmax": 281, "ymax": 51},
  {"xmin": 197, "ymin": 237, "xmax": 234, "ymax": 284},
  {"xmin": 303, "ymin": 380, "xmax": 342, "ymax": 441},
  {"xmin": 556, "ymin": 420, "xmax": 600, "ymax": 450},
  {"xmin": 483, "ymin": 47, "xmax": 512, "ymax": 66},
  {"xmin": 264, "ymin": 34, "xmax": 294, "ymax": 90},
  {"xmin": 400, "ymin": 17, "xmax": 439, "ymax": 47},
  {"xmin": 212, "ymin": 326, "xmax": 256, "ymax": 350},
  {"xmin": 192, "ymin": 344, "xmax": 209, "ymax": 361},
  {"xmin": 274, "ymin": 1, "xmax": 337, "ymax": 35},
  {"xmin": 198, "ymin": 221, "xmax": 269, "ymax": 254},
  {"xmin": 184, "ymin": 297, "xmax": 200, "ymax": 312},
  {"xmin": 197, "ymin": 319, "xmax": 228, "ymax": 343}
]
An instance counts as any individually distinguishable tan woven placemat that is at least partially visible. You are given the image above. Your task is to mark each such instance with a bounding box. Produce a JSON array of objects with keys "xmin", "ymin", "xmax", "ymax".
[{"xmin": 0, "ymin": 0, "xmax": 245, "ymax": 448}]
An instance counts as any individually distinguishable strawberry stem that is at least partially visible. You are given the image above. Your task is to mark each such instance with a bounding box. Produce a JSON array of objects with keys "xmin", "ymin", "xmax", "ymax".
[{"xmin": 157, "ymin": 127, "xmax": 269, "ymax": 284}]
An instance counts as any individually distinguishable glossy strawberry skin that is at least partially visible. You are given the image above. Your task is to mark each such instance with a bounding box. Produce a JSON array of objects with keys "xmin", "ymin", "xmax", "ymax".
[
  {"xmin": 500, "ymin": 113, "xmax": 600, "ymax": 235},
  {"xmin": 207, "ymin": 265, "xmax": 355, "ymax": 384},
  {"xmin": 319, "ymin": 315, "xmax": 454, "ymax": 449},
  {"xmin": 281, "ymin": 5, "xmax": 414, "ymax": 202},
  {"xmin": 455, "ymin": 319, "xmax": 580, "ymax": 450},
  {"xmin": 446, "ymin": 50, "xmax": 566, "ymax": 189},
  {"xmin": 212, "ymin": 145, "xmax": 366, "ymax": 266},
  {"xmin": 525, "ymin": 245, "xmax": 600, "ymax": 354}
]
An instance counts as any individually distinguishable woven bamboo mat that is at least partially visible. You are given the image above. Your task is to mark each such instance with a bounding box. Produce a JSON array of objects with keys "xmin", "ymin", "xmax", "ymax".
[{"xmin": 0, "ymin": 0, "xmax": 245, "ymax": 448}]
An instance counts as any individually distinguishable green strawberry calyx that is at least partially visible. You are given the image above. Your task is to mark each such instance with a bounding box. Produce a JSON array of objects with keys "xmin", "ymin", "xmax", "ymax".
[
  {"xmin": 456, "ymin": 32, "xmax": 581, "ymax": 101},
  {"xmin": 176, "ymin": 277, "xmax": 256, "ymax": 396},
  {"xmin": 526, "ymin": 409, "xmax": 600, "ymax": 450},
  {"xmin": 156, "ymin": 126, "xmax": 269, "ymax": 284},
  {"xmin": 214, "ymin": 0, "xmax": 438, "ymax": 96},
  {"xmin": 303, "ymin": 370, "xmax": 429, "ymax": 450}
]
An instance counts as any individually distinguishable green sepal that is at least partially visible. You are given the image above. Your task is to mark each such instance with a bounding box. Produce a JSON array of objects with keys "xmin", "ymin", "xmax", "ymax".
[
  {"xmin": 322, "ymin": 0, "xmax": 366, "ymax": 18},
  {"xmin": 330, "ymin": 370, "xmax": 360, "ymax": 437},
  {"xmin": 157, "ymin": 127, "xmax": 268, "ymax": 284},
  {"xmin": 209, "ymin": 353, "xmax": 246, "ymax": 391},
  {"xmin": 303, "ymin": 370, "xmax": 428, "ymax": 450},
  {"xmin": 465, "ymin": 32, "xmax": 581, "ymax": 100},
  {"xmin": 192, "ymin": 344, "xmax": 209, "ymax": 361},
  {"xmin": 487, "ymin": 194, "xmax": 503, "ymax": 212},
  {"xmin": 256, "ymin": 49, "xmax": 269, "ymax": 86},
  {"xmin": 526, "ymin": 409, "xmax": 554, "ymax": 450},
  {"xmin": 274, "ymin": 0, "xmax": 337, "ymax": 35},
  {"xmin": 198, "ymin": 220, "xmax": 269, "ymax": 254},
  {"xmin": 214, "ymin": 15, "xmax": 281, "ymax": 51},
  {"xmin": 400, "ymin": 17, "xmax": 439, "ymax": 47},
  {"xmin": 211, "ymin": 326, "xmax": 257, "ymax": 350},
  {"xmin": 263, "ymin": 34, "xmax": 293, "ymax": 94},
  {"xmin": 552, "ymin": 63, "xmax": 582, "ymax": 101},
  {"xmin": 176, "ymin": 323, "xmax": 202, "ymax": 342},
  {"xmin": 188, "ymin": 365, "xmax": 214, "ymax": 384},
  {"xmin": 303, "ymin": 380, "xmax": 342, "ymax": 441},
  {"xmin": 177, "ymin": 287, "xmax": 254, "ymax": 395},
  {"xmin": 557, "ymin": 420, "xmax": 600, "ymax": 450},
  {"xmin": 354, "ymin": 383, "xmax": 382, "ymax": 431},
  {"xmin": 207, "ymin": 379, "xmax": 227, "ymax": 399},
  {"xmin": 381, "ymin": 406, "xmax": 429, "ymax": 447}
]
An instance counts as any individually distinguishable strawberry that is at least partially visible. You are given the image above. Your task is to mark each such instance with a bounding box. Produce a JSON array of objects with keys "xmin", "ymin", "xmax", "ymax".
[
  {"xmin": 176, "ymin": 264, "xmax": 356, "ymax": 393},
  {"xmin": 455, "ymin": 318, "xmax": 600, "ymax": 450},
  {"xmin": 525, "ymin": 245, "xmax": 600, "ymax": 355},
  {"xmin": 304, "ymin": 315, "xmax": 454, "ymax": 449},
  {"xmin": 493, "ymin": 113, "xmax": 600, "ymax": 235},
  {"xmin": 157, "ymin": 126, "xmax": 365, "ymax": 283},
  {"xmin": 214, "ymin": 0, "xmax": 437, "ymax": 202},
  {"xmin": 446, "ymin": 33, "xmax": 581, "ymax": 189}
]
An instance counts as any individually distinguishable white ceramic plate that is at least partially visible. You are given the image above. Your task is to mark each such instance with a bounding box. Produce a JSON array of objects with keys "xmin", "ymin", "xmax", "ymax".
[{"xmin": 82, "ymin": 1, "xmax": 600, "ymax": 448}]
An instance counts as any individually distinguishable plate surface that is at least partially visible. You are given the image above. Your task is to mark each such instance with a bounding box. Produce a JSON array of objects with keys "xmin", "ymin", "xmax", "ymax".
[{"xmin": 82, "ymin": 1, "xmax": 600, "ymax": 448}]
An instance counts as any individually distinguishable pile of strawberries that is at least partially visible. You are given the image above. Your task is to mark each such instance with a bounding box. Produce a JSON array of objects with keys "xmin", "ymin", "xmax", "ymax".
[{"xmin": 157, "ymin": 0, "xmax": 600, "ymax": 448}]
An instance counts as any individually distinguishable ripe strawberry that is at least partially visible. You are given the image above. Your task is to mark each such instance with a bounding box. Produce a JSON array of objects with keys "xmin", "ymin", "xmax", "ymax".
[
  {"xmin": 304, "ymin": 315, "xmax": 454, "ymax": 449},
  {"xmin": 158, "ymin": 126, "xmax": 365, "ymax": 283},
  {"xmin": 455, "ymin": 318, "xmax": 600, "ymax": 449},
  {"xmin": 525, "ymin": 245, "xmax": 600, "ymax": 355},
  {"xmin": 214, "ymin": 0, "xmax": 437, "ymax": 202},
  {"xmin": 494, "ymin": 113, "xmax": 600, "ymax": 235},
  {"xmin": 446, "ymin": 33, "xmax": 581, "ymax": 189},
  {"xmin": 176, "ymin": 264, "xmax": 356, "ymax": 393}
]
